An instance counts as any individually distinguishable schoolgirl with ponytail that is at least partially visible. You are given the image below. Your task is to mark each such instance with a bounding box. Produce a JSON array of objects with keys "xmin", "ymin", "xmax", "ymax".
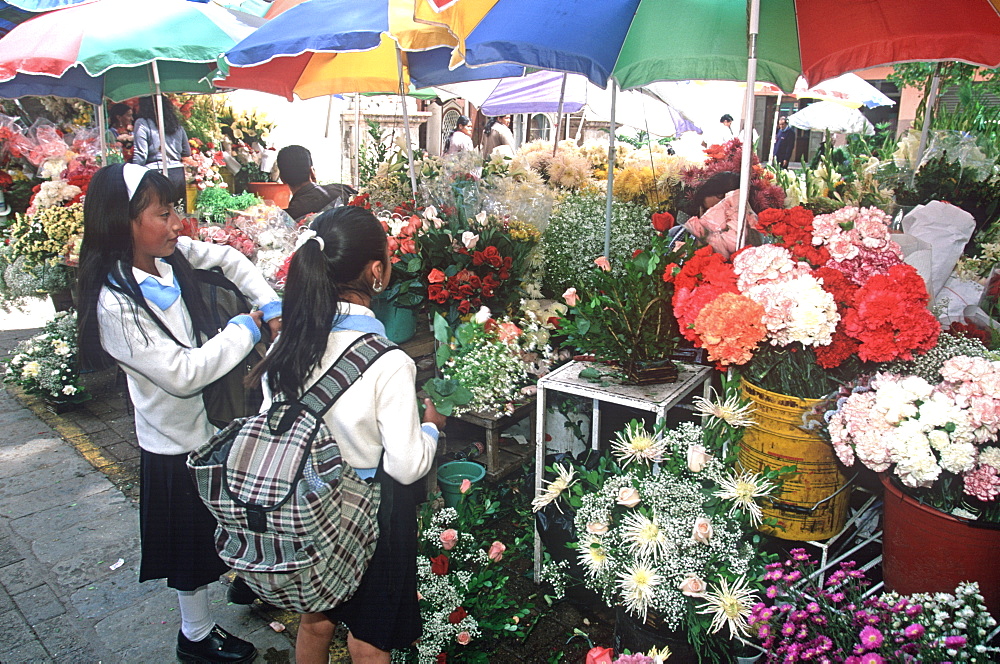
[
  {"xmin": 76, "ymin": 163, "xmax": 281, "ymax": 664},
  {"xmin": 248, "ymin": 206, "xmax": 445, "ymax": 664}
]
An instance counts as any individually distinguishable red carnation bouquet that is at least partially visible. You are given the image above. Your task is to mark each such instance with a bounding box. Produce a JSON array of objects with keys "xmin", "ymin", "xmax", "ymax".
[{"xmin": 667, "ymin": 206, "xmax": 940, "ymax": 397}]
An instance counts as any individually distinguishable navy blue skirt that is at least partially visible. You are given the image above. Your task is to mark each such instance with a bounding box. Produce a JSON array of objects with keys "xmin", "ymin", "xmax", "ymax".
[{"xmin": 139, "ymin": 449, "xmax": 229, "ymax": 591}]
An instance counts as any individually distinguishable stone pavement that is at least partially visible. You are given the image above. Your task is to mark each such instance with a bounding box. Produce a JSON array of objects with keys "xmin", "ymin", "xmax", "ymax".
[{"xmin": 0, "ymin": 300, "xmax": 296, "ymax": 663}]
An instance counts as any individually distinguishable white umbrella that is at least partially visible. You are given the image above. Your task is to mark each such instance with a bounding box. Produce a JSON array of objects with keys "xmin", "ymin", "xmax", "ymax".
[
  {"xmin": 793, "ymin": 73, "xmax": 895, "ymax": 109},
  {"xmin": 787, "ymin": 100, "xmax": 875, "ymax": 135}
]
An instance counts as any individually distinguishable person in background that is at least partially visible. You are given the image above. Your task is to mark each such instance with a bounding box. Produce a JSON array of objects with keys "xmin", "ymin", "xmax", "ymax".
[
  {"xmin": 247, "ymin": 206, "xmax": 444, "ymax": 664},
  {"xmin": 76, "ymin": 163, "xmax": 282, "ymax": 664},
  {"xmin": 131, "ymin": 96, "xmax": 190, "ymax": 204},
  {"xmin": 443, "ymin": 115, "xmax": 473, "ymax": 156},
  {"xmin": 681, "ymin": 171, "xmax": 752, "ymax": 258},
  {"xmin": 108, "ymin": 102, "xmax": 134, "ymax": 161},
  {"xmin": 481, "ymin": 114, "xmax": 514, "ymax": 158},
  {"xmin": 772, "ymin": 115, "xmax": 795, "ymax": 168},
  {"xmin": 276, "ymin": 145, "xmax": 357, "ymax": 222}
]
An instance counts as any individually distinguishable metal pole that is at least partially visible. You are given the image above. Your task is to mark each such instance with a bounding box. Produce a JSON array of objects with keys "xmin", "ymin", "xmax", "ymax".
[
  {"xmin": 769, "ymin": 91, "xmax": 782, "ymax": 164},
  {"xmin": 354, "ymin": 93, "xmax": 362, "ymax": 188},
  {"xmin": 151, "ymin": 61, "xmax": 169, "ymax": 177},
  {"xmin": 395, "ymin": 46, "xmax": 418, "ymax": 199},
  {"xmin": 96, "ymin": 100, "xmax": 107, "ymax": 162},
  {"xmin": 603, "ymin": 81, "xmax": 617, "ymax": 259},
  {"xmin": 552, "ymin": 72, "xmax": 567, "ymax": 156},
  {"xmin": 735, "ymin": 0, "xmax": 760, "ymax": 251}
]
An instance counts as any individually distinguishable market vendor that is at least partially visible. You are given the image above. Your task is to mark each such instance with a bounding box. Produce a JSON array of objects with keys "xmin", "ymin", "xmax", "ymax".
[{"xmin": 276, "ymin": 145, "xmax": 357, "ymax": 222}]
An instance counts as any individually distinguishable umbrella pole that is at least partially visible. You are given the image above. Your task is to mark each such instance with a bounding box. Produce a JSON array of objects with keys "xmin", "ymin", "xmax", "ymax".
[
  {"xmin": 552, "ymin": 73, "xmax": 568, "ymax": 156},
  {"xmin": 151, "ymin": 61, "xmax": 169, "ymax": 177},
  {"xmin": 603, "ymin": 81, "xmax": 617, "ymax": 259},
  {"xmin": 96, "ymin": 100, "xmax": 107, "ymax": 162},
  {"xmin": 354, "ymin": 94, "xmax": 362, "ymax": 188},
  {"xmin": 736, "ymin": 0, "xmax": 761, "ymax": 251},
  {"xmin": 396, "ymin": 46, "xmax": 418, "ymax": 200},
  {"xmin": 769, "ymin": 91, "xmax": 782, "ymax": 164}
]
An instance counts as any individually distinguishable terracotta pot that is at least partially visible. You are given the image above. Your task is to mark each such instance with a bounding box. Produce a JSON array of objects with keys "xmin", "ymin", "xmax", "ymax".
[
  {"xmin": 245, "ymin": 182, "xmax": 290, "ymax": 208},
  {"xmin": 881, "ymin": 474, "xmax": 1000, "ymax": 615}
]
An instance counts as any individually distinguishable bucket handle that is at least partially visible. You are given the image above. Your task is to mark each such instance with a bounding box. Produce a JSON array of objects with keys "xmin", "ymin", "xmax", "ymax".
[{"xmin": 768, "ymin": 473, "xmax": 858, "ymax": 515}]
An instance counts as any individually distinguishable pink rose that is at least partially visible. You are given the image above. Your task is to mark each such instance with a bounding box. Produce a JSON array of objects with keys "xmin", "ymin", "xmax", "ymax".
[
  {"xmin": 440, "ymin": 528, "xmax": 459, "ymax": 550},
  {"xmin": 498, "ymin": 322, "xmax": 522, "ymax": 343},
  {"xmin": 563, "ymin": 287, "xmax": 579, "ymax": 307},
  {"xmin": 456, "ymin": 631, "xmax": 471, "ymax": 646},
  {"xmin": 461, "ymin": 231, "xmax": 479, "ymax": 250},
  {"xmin": 692, "ymin": 516, "xmax": 713, "ymax": 544},
  {"xmin": 594, "ymin": 256, "xmax": 611, "ymax": 272},
  {"xmin": 616, "ymin": 486, "xmax": 641, "ymax": 508},
  {"xmin": 678, "ymin": 573, "xmax": 707, "ymax": 597},
  {"xmin": 488, "ymin": 541, "xmax": 506, "ymax": 562},
  {"xmin": 459, "ymin": 478, "xmax": 472, "ymax": 494},
  {"xmin": 586, "ymin": 521, "xmax": 609, "ymax": 536},
  {"xmin": 687, "ymin": 444, "xmax": 711, "ymax": 472}
]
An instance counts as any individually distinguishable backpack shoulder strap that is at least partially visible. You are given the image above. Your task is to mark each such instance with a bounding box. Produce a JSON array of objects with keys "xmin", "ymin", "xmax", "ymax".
[{"xmin": 297, "ymin": 333, "xmax": 398, "ymax": 419}]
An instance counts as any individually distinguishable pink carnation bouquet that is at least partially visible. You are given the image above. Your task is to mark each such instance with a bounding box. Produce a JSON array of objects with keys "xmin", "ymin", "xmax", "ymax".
[{"xmin": 824, "ymin": 355, "xmax": 1000, "ymax": 523}]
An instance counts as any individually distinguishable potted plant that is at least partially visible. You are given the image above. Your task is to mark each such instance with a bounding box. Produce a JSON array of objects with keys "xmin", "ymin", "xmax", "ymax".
[
  {"xmin": 4, "ymin": 310, "xmax": 88, "ymax": 411},
  {"xmin": 748, "ymin": 549, "xmax": 998, "ymax": 663},
  {"xmin": 557, "ymin": 224, "xmax": 693, "ymax": 384},
  {"xmin": 822, "ymin": 351, "xmax": 1000, "ymax": 614}
]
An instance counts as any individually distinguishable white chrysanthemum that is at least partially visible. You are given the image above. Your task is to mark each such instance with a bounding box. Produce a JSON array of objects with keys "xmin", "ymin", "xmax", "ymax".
[
  {"xmin": 611, "ymin": 421, "xmax": 667, "ymax": 467},
  {"xmin": 620, "ymin": 511, "xmax": 672, "ymax": 560},
  {"xmin": 938, "ymin": 442, "xmax": 977, "ymax": 475},
  {"xmin": 713, "ymin": 471, "xmax": 776, "ymax": 526},
  {"xmin": 576, "ymin": 536, "xmax": 610, "ymax": 575},
  {"xmin": 744, "ymin": 275, "xmax": 838, "ymax": 347},
  {"xmin": 20, "ymin": 361, "xmax": 40, "ymax": 378},
  {"xmin": 697, "ymin": 575, "xmax": 758, "ymax": 639},
  {"xmin": 617, "ymin": 562, "xmax": 662, "ymax": 622},
  {"xmin": 531, "ymin": 463, "xmax": 577, "ymax": 513},
  {"xmin": 692, "ymin": 388, "xmax": 756, "ymax": 428},
  {"xmin": 978, "ymin": 446, "xmax": 1000, "ymax": 469},
  {"xmin": 893, "ymin": 445, "xmax": 942, "ymax": 488}
]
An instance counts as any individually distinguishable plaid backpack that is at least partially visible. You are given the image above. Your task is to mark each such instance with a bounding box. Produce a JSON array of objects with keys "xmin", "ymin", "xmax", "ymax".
[{"xmin": 187, "ymin": 333, "xmax": 397, "ymax": 613}]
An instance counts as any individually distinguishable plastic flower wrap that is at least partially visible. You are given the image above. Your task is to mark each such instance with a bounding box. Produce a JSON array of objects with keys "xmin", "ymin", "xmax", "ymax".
[
  {"xmin": 198, "ymin": 224, "xmax": 256, "ymax": 259},
  {"xmin": 229, "ymin": 203, "xmax": 298, "ymax": 287},
  {"xmin": 26, "ymin": 122, "xmax": 69, "ymax": 167}
]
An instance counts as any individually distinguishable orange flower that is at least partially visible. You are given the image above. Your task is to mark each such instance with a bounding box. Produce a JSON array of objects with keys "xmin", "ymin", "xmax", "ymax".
[{"xmin": 693, "ymin": 292, "xmax": 766, "ymax": 366}]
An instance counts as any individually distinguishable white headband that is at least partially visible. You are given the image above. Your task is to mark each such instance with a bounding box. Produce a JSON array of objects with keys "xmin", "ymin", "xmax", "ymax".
[
  {"xmin": 123, "ymin": 164, "xmax": 148, "ymax": 201},
  {"xmin": 294, "ymin": 228, "xmax": 325, "ymax": 252}
]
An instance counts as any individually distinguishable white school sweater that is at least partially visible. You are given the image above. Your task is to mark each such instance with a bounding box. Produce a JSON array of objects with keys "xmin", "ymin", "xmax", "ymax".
[
  {"xmin": 98, "ymin": 237, "xmax": 280, "ymax": 455},
  {"xmin": 262, "ymin": 304, "xmax": 438, "ymax": 486}
]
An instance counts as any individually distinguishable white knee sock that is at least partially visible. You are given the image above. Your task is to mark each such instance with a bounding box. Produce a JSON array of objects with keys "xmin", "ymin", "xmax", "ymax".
[{"xmin": 176, "ymin": 586, "xmax": 214, "ymax": 642}]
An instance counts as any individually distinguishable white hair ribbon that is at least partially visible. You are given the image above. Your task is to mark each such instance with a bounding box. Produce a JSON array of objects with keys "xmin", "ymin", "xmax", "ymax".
[
  {"xmin": 294, "ymin": 228, "xmax": 325, "ymax": 252},
  {"xmin": 122, "ymin": 164, "xmax": 148, "ymax": 201}
]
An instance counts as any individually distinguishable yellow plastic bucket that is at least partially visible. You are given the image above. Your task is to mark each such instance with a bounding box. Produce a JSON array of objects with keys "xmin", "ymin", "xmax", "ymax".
[{"xmin": 738, "ymin": 380, "xmax": 850, "ymax": 541}]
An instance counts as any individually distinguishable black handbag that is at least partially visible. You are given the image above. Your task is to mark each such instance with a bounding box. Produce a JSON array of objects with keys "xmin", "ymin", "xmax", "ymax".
[{"xmin": 194, "ymin": 267, "xmax": 270, "ymax": 429}]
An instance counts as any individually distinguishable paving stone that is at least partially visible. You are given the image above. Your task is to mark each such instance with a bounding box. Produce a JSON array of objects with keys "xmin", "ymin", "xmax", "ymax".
[
  {"xmin": 0, "ymin": 639, "xmax": 53, "ymax": 663},
  {"xmin": 0, "ymin": 585, "xmax": 15, "ymax": 613},
  {"xmin": 104, "ymin": 440, "xmax": 140, "ymax": 463},
  {"xmin": 0, "ymin": 559, "xmax": 46, "ymax": 595},
  {"xmin": 61, "ymin": 413, "xmax": 108, "ymax": 434},
  {"xmin": 12, "ymin": 584, "xmax": 65, "ymax": 623},
  {"xmin": 1, "ymin": 473, "xmax": 110, "ymax": 520},
  {"xmin": 69, "ymin": 565, "xmax": 160, "ymax": 621},
  {"xmin": 92, "ymin": 587, "xmax": 178, "ymax": 659},
  {"xmin": 33, "ymin": 615, "xmax": 105, "ymax": 663},
  {"xmin": 0, "ymin": 608, "xmax": 42, "ymax": 654},
  {"xmin": 0, "ymin": 535, "xmax": 25, "ymax": 567},
  {"xmin": 0, "ymin": 440, "xmax": 73, "ymax": 481},
  {"xmin": 48, "ymin": 544, "xmax": 140, "ymax": 594},
  {"xmin": 0, "ymin": 454, "xmax": 95, "ymax": 501}
]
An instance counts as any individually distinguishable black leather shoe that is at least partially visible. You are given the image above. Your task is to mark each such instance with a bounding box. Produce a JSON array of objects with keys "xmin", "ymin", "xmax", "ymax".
[
  {"xmin": 226, "ymin": 576, "xmax": 259, "ymax": 605},
  {"xmin": 176, "ymin": 625, "xmax": 257, "ymax": 664}
]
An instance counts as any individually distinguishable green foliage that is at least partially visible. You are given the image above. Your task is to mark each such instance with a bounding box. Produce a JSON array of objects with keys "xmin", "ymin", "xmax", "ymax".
[
  {"xmin": 194, "ymin": 187, "xmax": 262, "ymax": 225},
  {"xmin": 0, "ymin": 244, "xmax": 73, "ymax": 311},
  {"xmin": 557, "ymin": 234, "xmax": 693, "ymax": 379},
  {"xmin": 541, "ymin": 191, "xmax": 652, "ymax": 297}
]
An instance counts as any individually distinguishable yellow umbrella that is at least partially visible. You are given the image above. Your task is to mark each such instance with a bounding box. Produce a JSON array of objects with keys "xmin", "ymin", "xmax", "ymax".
[{"xmin": 412, "ymin": 0, "xmax": 500, "ymax": 69}]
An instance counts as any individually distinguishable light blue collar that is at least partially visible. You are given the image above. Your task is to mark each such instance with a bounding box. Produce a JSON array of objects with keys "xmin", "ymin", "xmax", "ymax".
[
  {"xmin": 138, "ymin": 273, "xmax": 181, "ymax": 310},
  {"xmin": 331, "ymin": 313, "xmax": 385, "ymax": 336}
]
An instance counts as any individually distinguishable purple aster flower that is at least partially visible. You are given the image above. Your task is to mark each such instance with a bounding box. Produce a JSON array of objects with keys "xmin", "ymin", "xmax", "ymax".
[
  {"xmin": 859, "ymin": 626, "xmax": 884, "ymax": 649},
  {"xmin": 766, "ymin": 585, "xmax": 780, "ymax": 598},
  {"xmin": 905, "ymin": 604, "xmax": 922, "ymax": 617},
  {"xmin": 807, "ymin": 602, "xmax": 821, "ymax": 614},
  {"xmin": 858, "ymin": 654, "xmax": 884, "ymax": 664},
  {"xmin": 797, "ymin": 627, "xmax": 809, "ymax": 640},
  {"xmin": 944, "ymin": 635, "xmax": 967, "ymax": 648},
  {"xmin": 758, "ymin": 624, "xmax": 772, "ymax": 640},
  {"xmin": 903, "ymin": 623, "xmax": 924, "ymax": 639},
  {"xmin": 830, "ymin": 592, "xmax": 846, "ymax": 603},
  {"xmin": 844, "ymin": 657, "xmax": 862, "ymax": 664},
  {"xmin": 791, "ymin": 610, "xmax": 809, "ymax": 622},
  {"xmin": 811, "ymin": 614, "xmax": 828, "ymax": 627},
  {"xmin": 782, "ymin": 620, "xmax": 797, "ymax": 636},
  {"xmin": 786, "ymin": 570, "xmax": 803, "ymax": 582},
  {"xmin": 612, "ymin": 655, "xmax": 653, "ymax": 664},
  {"xmin": 791, "ymin": 548, "xmax": 810, "ymax": 561}
]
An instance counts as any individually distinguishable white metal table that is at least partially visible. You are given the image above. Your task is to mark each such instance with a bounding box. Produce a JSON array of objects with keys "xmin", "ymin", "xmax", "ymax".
[{"xmin": 532, "ymin": 360, "xmax": 714, "ymax": 579}]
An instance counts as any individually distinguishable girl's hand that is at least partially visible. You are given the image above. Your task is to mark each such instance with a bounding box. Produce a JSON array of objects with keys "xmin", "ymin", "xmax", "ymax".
[
  {"xmin": 266, "ymin": 316, "xmax": 282, "ymax": 338},
  {"xmin": 422, "ymin": 398, "xmax": 446, "ymax": 430},
  {"xmin": 248, "ymin": 310, "xmax": 264, "ymax": 329}
]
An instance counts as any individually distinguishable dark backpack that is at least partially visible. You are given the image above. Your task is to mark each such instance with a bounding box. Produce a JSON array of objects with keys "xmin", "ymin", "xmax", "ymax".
[{"xmin": 187, "ymin": 333, "xmax": 397, "ymax": 613}]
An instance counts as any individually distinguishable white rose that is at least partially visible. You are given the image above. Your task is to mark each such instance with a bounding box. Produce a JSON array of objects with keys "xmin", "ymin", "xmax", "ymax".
[
  {"xmin": 687, "ymin": 444, "xmax": 712, "ymax": 472},
  {"xmin": 691, "ymin": 516, "xmax": 713, "ymax": 544}
]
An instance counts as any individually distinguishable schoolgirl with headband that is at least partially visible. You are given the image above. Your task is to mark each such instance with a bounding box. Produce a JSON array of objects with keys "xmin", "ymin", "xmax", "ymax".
[
  {"xmin": 247, "ymin": 206, "xmax": 445, "ymax": 664},
  {"xmin": 76, "ymin": 163, "xmax": 282, "ymax": 664}
]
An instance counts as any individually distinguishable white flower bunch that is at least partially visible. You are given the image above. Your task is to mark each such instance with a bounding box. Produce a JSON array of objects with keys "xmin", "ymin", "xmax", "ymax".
[{"xmin": 3, "ymin": 311, "xmax": 85, "ymax": 400}]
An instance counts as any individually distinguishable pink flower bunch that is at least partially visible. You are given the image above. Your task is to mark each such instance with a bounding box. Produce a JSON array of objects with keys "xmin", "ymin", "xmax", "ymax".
[
  {"xmin": 733, "ymin": 244, "xmax": 811, "ymax": 291},
  {"xmin": 199, "ymin": 224, "xmax": 255, "ymax": 258},
  {"xmin": 811, "ymin": 207, "xmax": 898, "ymax": 263},
  {"xmin": 749, "ymin": 550, "xmax": 988, "ymax": 663}
]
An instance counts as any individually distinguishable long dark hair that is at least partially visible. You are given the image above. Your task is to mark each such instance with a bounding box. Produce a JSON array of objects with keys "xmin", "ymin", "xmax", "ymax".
[
  {"xmin": 136, "ymin": 96, "xmax": 180, "ymax": 135},
  {"xmin": 76, "ymin": 164, "xmax": 211, "ymax": 370},
  {"xmin": 248, "ymin": 206, "xmax": 387, "ymax": 399}
]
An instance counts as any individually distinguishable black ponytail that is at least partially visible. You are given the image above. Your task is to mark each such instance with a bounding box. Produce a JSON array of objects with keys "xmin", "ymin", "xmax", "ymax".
[{"xmin": 248, "ymin": 206, "xmax": 387, "ymax": 399}]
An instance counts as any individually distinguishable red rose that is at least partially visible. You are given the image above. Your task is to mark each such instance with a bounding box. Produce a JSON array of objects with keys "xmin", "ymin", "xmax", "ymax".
[
  {"xmin": 430, "ymin": 555, "xmax": 449, "ymax": 576},
  {"xmin": 428, "ymin": 269, "xmax": 446, "ymax": 284},
  {"xmin": 651, "ymin": 211, "xmax": 675, "ymax": 232},
  {"xmin": 398, "ymin": 238, "xmax": 417, "ymax": 255},
  {"xmin": 632, "ymin": 249, "xmax": 643, "ymax": 259},
  {"xmin": 457, "ymin": 299, "xmax": 472, "ymax": 314},
  {"xmin": 436, "ymin": 654, "xmax": 447, "ymax": 664},
  {"xmin": 447, "ymin": 607, "xmax": 467, "ymax": 624},
  {"xmin": 428, "ymin": 284, "xmax": 450, "ymax": 304}
]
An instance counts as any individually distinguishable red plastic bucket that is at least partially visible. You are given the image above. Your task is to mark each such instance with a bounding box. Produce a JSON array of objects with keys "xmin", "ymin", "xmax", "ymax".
[{"xmin": 881, "ymin": 474, "xmax": 1000, "ymax": 615}]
